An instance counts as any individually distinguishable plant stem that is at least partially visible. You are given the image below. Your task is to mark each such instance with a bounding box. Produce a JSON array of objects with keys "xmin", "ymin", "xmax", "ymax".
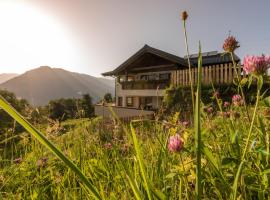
[
  {"xmin": 194, "ymin": 43, "xmax": 202, "ymax": 200},
  {"xmin": 232, "ymin": 86, "xmax": 260, "ymax": 200},
  {"xmin": 241, "ymin": 88, "xmax": 260, "ymax": 160},
  {"xmin": 183, "ymin": 20, "xmax": 195, "ymax": 114},
  {"xmin": 230, "ymin": 52, "xmax": 251, "ymax": 122}
]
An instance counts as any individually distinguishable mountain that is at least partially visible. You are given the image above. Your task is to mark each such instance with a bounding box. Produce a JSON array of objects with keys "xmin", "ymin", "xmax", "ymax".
[
  {"xmin": 0, "ymin": 66, "xmax": 114, "ymax": 106},
  {"xmin": 0, "ymin": 73, "xmax": 18, "ymax": 84}
]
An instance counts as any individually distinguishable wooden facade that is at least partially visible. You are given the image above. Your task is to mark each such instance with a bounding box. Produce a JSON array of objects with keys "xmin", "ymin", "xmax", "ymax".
[{"xmin": 171, "ymin": 63, "xmax": 244, "ymax": 86}]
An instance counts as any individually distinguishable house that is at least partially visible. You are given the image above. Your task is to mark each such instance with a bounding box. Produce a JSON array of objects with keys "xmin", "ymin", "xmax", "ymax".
[{"xmin": 95, "ymin": 44, "xmax": 241, "ymax": 119}]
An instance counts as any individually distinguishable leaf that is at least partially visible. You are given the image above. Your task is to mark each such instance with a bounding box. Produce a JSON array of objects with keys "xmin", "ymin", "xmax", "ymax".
[
  {"xmin": 248, "ymin": 75, "xmax": 253, "ymax": 89},
  {"xmin": 130, "ymin": 123, "xmax": 153, "ymax": 200},
  {"xmin": 202, "ymin": 146, "xmax": 230, "ymax": 189},
  {"xmin": 231, "ymin": 161, "xmax": 244, "ymax": 200},
  {"xmin": 126, "ymin": 174, "xmax": 142, "ymax": 200},
  {"xmin": 240, "ymin": 78, "xmax": 248, "ymax": 87},
  {"xmin": 263, "ymin": 96, "xmax": 270, "ymax": 107},
  {"xmin": 0, "ymin": 96, "xmax": 102, "ymax": 200},
  {"xmin": 262, "ymin": 168, "xmax": 270, "ymax": 174},
  {"xmin": 257, "ymin": 75, "xmax": 264, "ymax": 91}
]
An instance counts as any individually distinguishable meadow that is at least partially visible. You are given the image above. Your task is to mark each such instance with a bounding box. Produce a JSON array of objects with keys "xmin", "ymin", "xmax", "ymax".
[{"xmin": 1, "ymin": 97, "xmax": 270, "ymax": 199}]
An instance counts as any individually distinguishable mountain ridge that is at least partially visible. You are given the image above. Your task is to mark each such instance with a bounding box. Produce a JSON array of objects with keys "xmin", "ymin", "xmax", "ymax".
[
  {"xmin": 0, "ymin": 73, "xmax": 18, "ymax": 84},
  {"xmin": 0, "ymin": 66, "xmax": 114, "ymax": 106}
]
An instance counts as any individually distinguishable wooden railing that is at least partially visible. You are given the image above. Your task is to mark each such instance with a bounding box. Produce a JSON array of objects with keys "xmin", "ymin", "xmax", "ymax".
[
  {"xmin": 121, "ymin": 79, "xmax": 170, "ymax": 90},
  {"xmin": 171, "ymin": 63, "xmax": 244, "ymax": 86}
]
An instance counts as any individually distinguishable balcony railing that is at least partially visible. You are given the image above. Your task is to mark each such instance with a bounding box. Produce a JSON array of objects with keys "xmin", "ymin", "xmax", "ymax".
[{"xmin": 120, "ymin": 79, "xmax": 170, "ymax": 90}]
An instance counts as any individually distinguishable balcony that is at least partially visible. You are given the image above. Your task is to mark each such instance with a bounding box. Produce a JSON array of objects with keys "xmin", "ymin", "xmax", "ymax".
[{"xmin": 120, "ymin": 79, "xmax": 170, "ymax": 90}]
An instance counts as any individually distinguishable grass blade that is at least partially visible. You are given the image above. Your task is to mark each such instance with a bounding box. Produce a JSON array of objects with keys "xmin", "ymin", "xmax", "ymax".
[
  {"xmin": 130, "ymin": 123, "xmax": 152, "ymax": 200},
  {"xmin": 194, "ymin": 42, "xmax": 202, "ymax": 199},
  {"xmin": 0, "ymin": 95, "xmax": 102, "ymax": 200}
]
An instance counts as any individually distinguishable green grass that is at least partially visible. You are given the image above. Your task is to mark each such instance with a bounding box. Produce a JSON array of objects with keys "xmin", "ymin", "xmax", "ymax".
[{"xmin": 1, "ymin": 87, "xmax": 270, "ymax": 199}]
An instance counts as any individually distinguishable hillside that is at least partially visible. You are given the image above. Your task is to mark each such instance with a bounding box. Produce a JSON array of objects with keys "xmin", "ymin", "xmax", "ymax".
[
  {"xmin": 0, "ymin": 66, "xmax": 114, "ymax": 106},
  {"xmin": 0, "ymin": 73, "xmax": 18, "ymax": 84}
]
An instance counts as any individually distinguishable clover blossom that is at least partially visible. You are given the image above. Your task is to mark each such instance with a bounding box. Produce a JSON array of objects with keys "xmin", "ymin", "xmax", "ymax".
[
  {"xmin": 243, "ymin": 55, "xmax": 270, "ymax": 75},
  {"xmin": 168, "ymin": 134, "xmax": 184, "ymax": 153}
]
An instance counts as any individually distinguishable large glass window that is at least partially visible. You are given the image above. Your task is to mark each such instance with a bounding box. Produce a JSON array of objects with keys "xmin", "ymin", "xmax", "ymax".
[
  {"xmin": 159, "ymin": 73, "xmax": 170, "ymax": 80},
  {"xmin": 127, "ymin": 76, "xmax": 135, "ymax": 82},
  {"xmin": 118, "ymin": 97, "xmax": 123, "ymax": 106},
  {"xmin": 126, "ymin": 97, "xmax": 133, "ymax": 107}
]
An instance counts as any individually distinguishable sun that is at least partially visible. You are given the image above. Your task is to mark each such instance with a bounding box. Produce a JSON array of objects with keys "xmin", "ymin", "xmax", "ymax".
[{"xmin": 0, "ymin": 0, "xmax": 77, "ymax": 73}]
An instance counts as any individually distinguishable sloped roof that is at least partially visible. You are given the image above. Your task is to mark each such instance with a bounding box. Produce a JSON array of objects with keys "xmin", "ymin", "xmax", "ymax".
[
  {"xmin": 102, "ymin": 45, "xmax": 241, "ymax": 76},
  {"xmin": 186, "ymin": 51, "xmax": 240, "ymax": 66},
  {"xmin": 102, "ymin": 45, "xmax": 188, "ymax": 76}
]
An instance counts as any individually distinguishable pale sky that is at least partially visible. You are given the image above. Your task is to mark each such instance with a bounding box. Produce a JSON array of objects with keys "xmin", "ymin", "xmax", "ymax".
[{"xmin": 0, "ymin": 0, "xmax": 269, "ymax": 77}]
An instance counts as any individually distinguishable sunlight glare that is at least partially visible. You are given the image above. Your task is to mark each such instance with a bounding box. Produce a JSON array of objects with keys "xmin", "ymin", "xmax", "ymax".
[{"xmin": 0, "ymin": 1, "xmax": 78, "ymax": 73}]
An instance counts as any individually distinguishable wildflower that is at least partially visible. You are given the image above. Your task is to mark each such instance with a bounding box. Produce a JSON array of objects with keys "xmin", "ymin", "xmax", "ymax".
[
  {"xmin": 207, "ymin": 107, "xmax": 213, "ymax": 114},
  {"xmin": 104, "ymin": 143, "xmax": 112, "ymax": 150},
  {"xmin": 168, "ymin": 134, "xmax": 184, "ymax": 153},
  {"xmin": 223, "ymin": 101, "xmax": 230, "ymax": 108},
  {"xmin": 232, "ymin": 94, "xmax": 244, "ymax": 106},
  {"xmin": 182, "ymin": 121, "xmax": 190, "ymax": 127},
  {"xmin": 37, "ymin": 157, "xmax": 48, "ymax": 168},
  {"xmin": 14, "ymin": 157, "xmax": 22, "ymax": 165},
  {"xmin": 222, "ymin": 36, "xmax": 240, "ymax": 53},
  {"xmin": 243, "ymin": 55, "xmax": 270, "ymax": 75},
  {"xmin": 219, "ymin": 111, "xmax": 230, "ymax": 118},
  {"xmin": 223, "ymin": 111, "xmax": 231, "ymax": 118},
  {"xmin": 181, "ymin": 11, "xmax": 188, "ymax": 21}
]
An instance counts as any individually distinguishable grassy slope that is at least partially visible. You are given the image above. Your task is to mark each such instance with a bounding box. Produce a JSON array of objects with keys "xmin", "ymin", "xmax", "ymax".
[{"xmin": 0, "ymin": 104, "xmax": 270, "ymax": 199}]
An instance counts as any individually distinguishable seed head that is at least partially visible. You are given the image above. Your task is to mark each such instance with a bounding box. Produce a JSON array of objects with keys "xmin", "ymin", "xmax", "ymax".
[
  {"xmin": 223, "ymin": 36, "xmax": 240, "ymax": 53},
  {"xmin": 181, "ymin": 11, "xmax": 188, "ymax": 21}
]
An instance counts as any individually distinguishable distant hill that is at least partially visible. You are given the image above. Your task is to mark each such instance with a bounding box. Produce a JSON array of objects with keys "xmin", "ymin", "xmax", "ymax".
[
  {"xmin": 0, "ymin": 73, "xmax": 18, "ymax": 84},
  {"xmin": 0, "ymin": 66, "xmax": 114, "ymax": 106}
]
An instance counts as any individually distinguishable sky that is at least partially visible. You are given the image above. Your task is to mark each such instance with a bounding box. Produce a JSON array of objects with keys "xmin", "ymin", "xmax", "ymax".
[{"xmin": 0, "ymin": 0, "xmax": 269, "ymax": 77}]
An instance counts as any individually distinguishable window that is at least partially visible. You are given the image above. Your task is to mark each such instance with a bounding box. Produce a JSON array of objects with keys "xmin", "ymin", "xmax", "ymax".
[
  {"xmin": 140, "ymin": 74, "xmax": 156, "ymax": 81},
  {"xmin": 118, "ymin": 76, "xmax": 125, "ymax": 82},
  {"xmin": 126, "ymin": 97, "xmax": 133, "ymax": 107},
  {"xmin": 140, "ymin": 75, "xmax": 148, "ymax": 80},
  {"xmin": 127, "ymin": 76, "xmax": 135, "ymax": 82},
  {"xmin": 159, "ymin": 73, "xmax": 170, "ymax": 80},
  {"xmin": 118, "ymin": 97, "xmax": 123, "ymax": 106},
  {"xmin": 148, "ymin": 74, "xmax": 155, "ymax": 80}
]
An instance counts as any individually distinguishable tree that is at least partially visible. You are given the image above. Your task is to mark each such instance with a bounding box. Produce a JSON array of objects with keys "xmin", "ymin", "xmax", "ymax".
[
  {"xmin": 104, "ymin": 93, "xmax": 113, "ymax": 103},
  {"xmin": 0, "ymin": 90, "xmax": 30, "ymax": 132},
  {"xmin": 81, "ymin": 94, "xmax": 94, "ymax": 118}
]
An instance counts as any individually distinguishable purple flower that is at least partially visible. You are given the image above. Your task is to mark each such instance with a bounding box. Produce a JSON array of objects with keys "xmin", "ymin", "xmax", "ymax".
[
  {"xmin": 207, "ymin": 107, "xmax": 214, "ymax": 114},
  {"xmin": 223, "ymin": 36, "xmax": 240, "ymax": 53},
  {"xmin": 182, "ymin": 121, "xmax": 190, "ymax": 127},
  {"xmin": 14, "ymin": 157, "xmax": 22, "ymax": 165},
  {"xmin": 223, "ymin": 111, "xmax": 231, "ymax": 118},
  {"xmin": 168, "ymin": 134, "xmax": 184, "ymax": 153},
  {"xmin": 104, "ymin": 143, "xmax": 113, "ymax": 150},
  {"xmin": 223, "ymin": 101, "xmax": 230, "ymax": 108},
  {"xmin": 232, "ymin": 94, "xmax": 244, "ymax": 106},
  {"xmin": 243, "ymin": 55, "xmax": 270, "ymax": 75}
]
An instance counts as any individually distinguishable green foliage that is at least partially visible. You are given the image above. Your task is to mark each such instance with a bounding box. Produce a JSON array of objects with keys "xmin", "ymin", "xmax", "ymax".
[
  {"xmin": 103, "ymin": 93, "xmax": 113, "ymax": 103},
  {"xmin": 48, "ymin": 94, "xmax": 94, "ymax": 121},
  {"xmin": 0, "ymin": 90, "xmax": 30, "ymax": 130}
]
